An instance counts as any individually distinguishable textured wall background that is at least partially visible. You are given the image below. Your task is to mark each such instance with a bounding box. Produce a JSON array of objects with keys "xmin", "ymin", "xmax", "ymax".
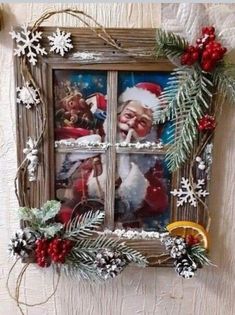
[{"xmin": 0, "ymin": 3, "xmax": 235, "ymax": 315}]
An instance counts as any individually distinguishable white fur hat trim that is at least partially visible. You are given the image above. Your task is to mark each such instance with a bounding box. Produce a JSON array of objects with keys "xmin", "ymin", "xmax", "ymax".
[{"xmin": 118, "ymin": 86, "xmax": 160, "ymax": 112}]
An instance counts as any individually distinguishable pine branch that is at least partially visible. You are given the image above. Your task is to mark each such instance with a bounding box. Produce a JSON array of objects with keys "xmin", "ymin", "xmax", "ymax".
[
  {"xmin": 158, "ymin": 68, "xmax": 213, "ymax": 171},
  {"xmin": 63, "ymin": 236, "xmax": 147, "ymax": 281},
  {"xmin": 212, "ymin": 63, "xmax": 235, "ymax": 106},
  {"xmin": 61, "ymin": 260, "xmax": 104, "ymax": 281},
  {"xmin": 63, "ymin": 210, "xmax": 105, "ymax": 240},
  {"xmin": 188, "ymin": 245, "xmax": 212, "ymax": 267},
  {"xmin": 155, "ymin": 29, "xmax": 188, "ymax": 59},
  {"xmin": 71, "ymin": 236, "xmax": 147, "ymax": 266}
]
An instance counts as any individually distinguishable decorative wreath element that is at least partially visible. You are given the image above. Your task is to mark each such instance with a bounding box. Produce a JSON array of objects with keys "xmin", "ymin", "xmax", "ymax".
[{"xmin": 8, "ymin": 7, "xmax": 235, "ymax": 313}]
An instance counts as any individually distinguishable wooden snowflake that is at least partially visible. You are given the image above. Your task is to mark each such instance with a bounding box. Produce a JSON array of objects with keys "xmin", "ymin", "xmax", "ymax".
[{"xmin": 171, "ymin": 177, "xmax": 209, "ymax": 207}]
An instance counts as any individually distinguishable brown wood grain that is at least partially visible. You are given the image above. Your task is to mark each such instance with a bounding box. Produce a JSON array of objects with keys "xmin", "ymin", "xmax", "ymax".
[{"xmin": 14, "ymin": 27, "xmax": 209, "ymax": 265}]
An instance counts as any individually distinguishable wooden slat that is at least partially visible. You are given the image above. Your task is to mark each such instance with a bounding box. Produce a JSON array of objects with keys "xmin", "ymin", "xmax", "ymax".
[{"xmin": 104, "ymin": 71, "xmax": 117, "ymax": 229}]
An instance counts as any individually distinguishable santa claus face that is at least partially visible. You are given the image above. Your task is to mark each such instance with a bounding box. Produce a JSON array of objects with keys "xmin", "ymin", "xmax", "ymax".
[{"xmin": 118, "ymin": 101, "xmax": 153, "ymax": 141}]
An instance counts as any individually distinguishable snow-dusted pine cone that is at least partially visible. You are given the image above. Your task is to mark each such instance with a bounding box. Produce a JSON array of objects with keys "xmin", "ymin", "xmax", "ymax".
[
  {"xmin": 8, "ymin": 229, "xmax": 36, "ymax": 259},
  {"xmin": 174, "ymin": 256, "xmax": 197, "ymax": 279},
  {"xmin": 94, "ymin": 249, "xmax": 127, "ymax": 280},
  {"xmin": 162, "ymin": 236, "xmax": 187, "ymax": 259}
]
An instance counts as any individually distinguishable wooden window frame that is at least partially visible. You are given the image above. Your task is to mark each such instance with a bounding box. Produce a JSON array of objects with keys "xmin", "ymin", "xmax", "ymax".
[{"xmin": 15, "ymin": 27, "xmax": 208, "ymax": 266}]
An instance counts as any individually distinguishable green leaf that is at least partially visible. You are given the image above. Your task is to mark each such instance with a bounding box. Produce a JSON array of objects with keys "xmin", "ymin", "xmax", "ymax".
[
  {"xmin": 39, "ymin": 223, "xmax": 63, "ymax": 237},
  {"xmin": 18, "ymin": 207, "xmax": 33, "ymax": 221},
  {"xmin": 64, "ymin": 210, "xmax": 105, "ymax": 240},
  {"xmin": 41, "ymin": 200, "xmax": 61, "ymax": 223}
]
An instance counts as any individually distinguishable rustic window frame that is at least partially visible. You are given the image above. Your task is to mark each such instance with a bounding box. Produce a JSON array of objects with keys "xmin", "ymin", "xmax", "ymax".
[{"xmin": 14, "ymin": 27, "xmax": 209, "ymax": 266}]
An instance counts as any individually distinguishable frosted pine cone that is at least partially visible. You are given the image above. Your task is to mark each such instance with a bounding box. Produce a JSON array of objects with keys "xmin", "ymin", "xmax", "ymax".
[
  {"xmin": 8, "ymin": 229, "xmax": 36, "ymax": 259},
  {"xmin": 94, "ymin": 249, "xmax": 127, "ymax": 280},
  {"xmin": 162, "ymin": 236, "xmax": 187, "ymax": 259},
  {"xmin": 174, "ymin": 256, "xmax": 197, "ymax": 279}
]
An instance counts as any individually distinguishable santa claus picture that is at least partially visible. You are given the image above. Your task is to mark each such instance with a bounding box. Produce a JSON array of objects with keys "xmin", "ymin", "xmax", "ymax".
[{"xmin": 55, "ymin": 71, "xmax": 172, "ymax": 230}]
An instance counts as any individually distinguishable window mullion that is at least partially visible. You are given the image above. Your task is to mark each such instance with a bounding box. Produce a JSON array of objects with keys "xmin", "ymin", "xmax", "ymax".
[{"xmin": 104, "ymin": 71, "xmax": 117, "ymax": 229}]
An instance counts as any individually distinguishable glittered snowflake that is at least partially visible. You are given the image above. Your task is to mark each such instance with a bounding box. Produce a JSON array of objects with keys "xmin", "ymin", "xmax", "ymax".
[
  {"xmin": 171, "ymin": 177, "xmax": 209, "ymax": 207},
  {"xmin": 10, "ymin": 25, "xmax": 47, "ymax": 65},
  {"xmin": 16, "ymin": 82, "xmax": 40, "ymax": 109},
  {"xmin": 48, "ymin": 28, "xmax": 73, "ymax": 56}
]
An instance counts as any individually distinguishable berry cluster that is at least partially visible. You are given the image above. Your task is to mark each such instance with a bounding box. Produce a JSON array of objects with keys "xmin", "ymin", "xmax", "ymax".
[
  {"xmin": 35, "ymin": 239, "xmax": 51, "ymax": 267},
  {"xmin": 198, "ymin": 115, "xmax": 216, "ymax": 132},
  {"xmin": 181, "ymin": 26, "xmax": 227, "ymax": 72},
  {"xmin": 35, "ymin": 237, "xmax": 73, "ymax": 268},
  {"xmin": 185, "ymin": 235, "xmax": 200, "ymax": 247},
  {"xmin": 48, "ymin": 238, "xmax": 73, "ymax": 264},
  {"xmin": 181, "ymin": 46, "xmax": 199, "ymax": 66}
]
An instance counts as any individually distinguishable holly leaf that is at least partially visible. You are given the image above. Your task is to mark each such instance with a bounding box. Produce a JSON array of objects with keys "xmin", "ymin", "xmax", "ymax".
[
  {"xmin": 40, "ymin": 200, "xmax": 61, "ymax": 223},
  {"xmin": 18, "ymin": 207, "xmax": 33, "ymax": 221},
  {"xmin": 39, "ymin": 223, "xmax": 63, "ymax": 237}
]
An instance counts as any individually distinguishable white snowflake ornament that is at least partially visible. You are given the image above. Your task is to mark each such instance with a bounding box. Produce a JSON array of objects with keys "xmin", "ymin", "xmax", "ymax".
[
  {"xmin": 171, "ymin": 177, "xmax": 209, "ymax": 207},
  {"xmin": 48, "ymin": 28, "xmax": 73, "ymax": 57},
  {"xmin": 10, "ymin": 25, "xmax": 47, "ymax": 65},
  {"xmin": 16, "ymin": 82, "xmax": 40, "ymax": 109}
]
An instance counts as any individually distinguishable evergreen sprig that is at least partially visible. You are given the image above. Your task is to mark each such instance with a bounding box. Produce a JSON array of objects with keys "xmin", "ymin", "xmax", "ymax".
[
  {"xmin": 155, "ymin": 29, "xmax": 188, "ymax": 59},
  {"xmin": 212, "ymin": 62, "xmax": 235, "ymax": 106},
  {"xmin": 64, "ymin": 236, "xmax": 147, "ymax": 280},
  {"xmin": 158, "ymin": 67, "xmax": 213, "ymax": 171},
  {"xmin": 188, "ymin": 244, "xmax": 212, "ymax": 267},
  {"xmin": 64, "ymin": 210, "xmax": 105, "ymax": 240}
]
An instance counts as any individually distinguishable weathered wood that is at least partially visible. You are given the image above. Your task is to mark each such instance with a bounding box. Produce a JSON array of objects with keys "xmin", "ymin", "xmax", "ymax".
[{"xmin": 14, "ymin": 27, "xmax": 209, "ymax": 265}]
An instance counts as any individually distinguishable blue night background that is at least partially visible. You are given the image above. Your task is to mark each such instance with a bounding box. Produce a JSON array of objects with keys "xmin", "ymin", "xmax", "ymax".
[
  {"xmin": 54, "ymin": 70, "xmax": 108, "ymax": 97},
  {"xmin": 118, "ymin": 71, "xmax": 171, "ymax": 94}
]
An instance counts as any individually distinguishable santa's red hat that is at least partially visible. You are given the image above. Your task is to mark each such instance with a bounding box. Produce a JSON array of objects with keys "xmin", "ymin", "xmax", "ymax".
[{"xmin": 118, "ymin": 82, "xmax": 162, "ymax": 121}]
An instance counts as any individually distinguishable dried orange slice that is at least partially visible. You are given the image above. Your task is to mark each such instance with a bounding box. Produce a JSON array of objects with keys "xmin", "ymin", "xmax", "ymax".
[{"xmin": 166, "ymin": 221, "xmax": 209, "ymax": 249}]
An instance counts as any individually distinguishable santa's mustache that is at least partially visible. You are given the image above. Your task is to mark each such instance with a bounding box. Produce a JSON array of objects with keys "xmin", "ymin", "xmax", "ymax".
[{"xmin": 118, "ymin": 122, "xmax": 139, "ymax": 141}]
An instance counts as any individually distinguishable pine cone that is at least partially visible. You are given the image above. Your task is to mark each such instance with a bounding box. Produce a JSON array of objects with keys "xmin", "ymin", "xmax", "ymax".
[
  {"xmin": 94, "ymin": 249, "xmax": 127, "ymax": 280},
  {"xmin": 9, "ymin": 229, "xmax": 36, "ymax": 259},
  {"xmin": 174, "ymin": 256, "xmax": 197, "ymax": 279},
  {"xmin": 162, "ymin": 236, "xmax": 187, "ymax": 259}
]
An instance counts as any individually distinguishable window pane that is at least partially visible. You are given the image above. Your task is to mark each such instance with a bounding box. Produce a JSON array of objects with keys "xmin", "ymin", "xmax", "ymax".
[
  {"xmin": 115, "ymin": 153, "xmax": 171, "ymax": 230},
  {"xmin": 55, "ymin": 152, "xmax": 105, "ymax": 221},
  {"xmin": 117, "ymin": 71, "xmax": 173, "ymax": 145},
  {"xmin": 54, "ymin": 70, "xmax": 107, "ymax": 143}
]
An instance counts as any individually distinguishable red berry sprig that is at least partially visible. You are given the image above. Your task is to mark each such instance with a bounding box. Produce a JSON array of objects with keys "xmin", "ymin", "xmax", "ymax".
[
  {"xmin": 35, "ymin": 239, "xmax": 51, "ymax": 268},
  {"xmin": 186, "ymin": 235, "xmax": 200, "ymax": 247},
  {"xmin": 35, "ymin": 237, "xmax": 74, "ymax": 268},
  {"xmin": 181, "ymin": 46, "xmax": 200, "ymax": 66},
  {"xmin": 198, "ymin": 115, "xmax": 216, "ymax": 132},
  {"xmin": 181, "ymin": 26, "xmax": 227, "ymax": 72},
  {"xmin": 48, "ymin": 238, "xmax": 73, "ymax": 264}
]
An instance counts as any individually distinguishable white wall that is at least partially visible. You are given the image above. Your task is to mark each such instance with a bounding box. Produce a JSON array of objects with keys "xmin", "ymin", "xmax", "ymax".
[{"xmin": 0, "ymin": 3, "xmax": 235, "ymax": 315}]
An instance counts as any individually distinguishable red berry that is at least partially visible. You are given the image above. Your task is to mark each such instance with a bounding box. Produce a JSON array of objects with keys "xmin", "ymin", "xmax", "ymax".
[
  {"xmin": 209, "ymin": 34, "xmax": 215, "ymax": 41},
  {"xmin": 192, "ymin": 52, "xmax": 199, "ymax": 61},
  {"xmin": 211, "ymin": 52, "xmax": 220, "ymax": 60},
  {"xmin": 198, "ymin": 115, "xmax": 216, "ymax": 132}
]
